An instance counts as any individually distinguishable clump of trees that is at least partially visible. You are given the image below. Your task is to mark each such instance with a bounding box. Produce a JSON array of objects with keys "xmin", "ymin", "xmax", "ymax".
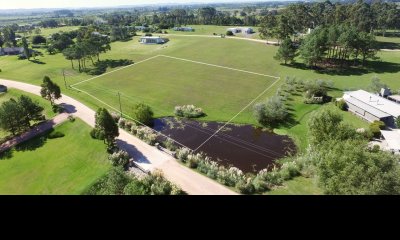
[
  {"xmin": 303, "ymin": 79, "xmax": 333, "ymax": 104},
  {"xmin": 368, "ymin": 76, "xmax": 387, "ymax": 94},
  {"xmin": 253, "ymin": 96, "xmax": 289, "ymax": 127},
  {"xmin": 369, "ymin": 120, "xmax": 385, "ymax": 138},
  {"xmin": 303, "ymin": 108, "xmax": 400, "ymax": 194},
  {"xmin": 174, "ymin": 105, "xmax": 205, "ymax": 118},
  {"xmin": 0, "ymin": 95, "xmax": 44, "ymax": 135},
  {"xmin": 84, "ymin": 167, "xmax": 185, "ymax": 195}
]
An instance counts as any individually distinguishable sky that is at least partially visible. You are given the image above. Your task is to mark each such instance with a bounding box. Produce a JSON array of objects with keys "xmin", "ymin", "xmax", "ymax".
[{"xmin": 0, "ymin": 0, "xmax": 272, "ymax": 10}]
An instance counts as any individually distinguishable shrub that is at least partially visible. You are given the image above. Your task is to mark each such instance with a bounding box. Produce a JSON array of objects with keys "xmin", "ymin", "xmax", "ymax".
[
  {"xmin": 188, "ymin": 155, "xmax": 199, "ymax": 168},
  {"xmin": 130, "ymin": 125, "xmax": 138, "ymax": 135},
  {"xmin": 118, "ymin": 118, "xmax": 126, "ymax": 128},
  {"xmin": 68, "ymin": 115, "xmax": 75, "ymax": 122},
  {"xmin": 125, "ymin": 121, "xmax": 133, "ymax": 131},
  {"xmin": 109, "ymin": 150, "xmax": 130, "ymax": 167},
  {"xmin": 176, "ymin": 147, "xmax": 191, "ymax": 162},
  {"xmin": 136, "ymin": 126, "xmax": 158, "ymax": 145},
  {"xmin": 90, "ymin": 128, "xmax": 105, "ymax": 140},
  {"xmin": 48, "ymin": 131, "xmax": 65, "ymax": 139},
  {"xmin": 336, "ymin": 99, "xmax": 347, "ymax": 111},
  {"xmin": 369, "ymin": 120, "xmax": 385, "ymax": 138},
  {"xmin": 279, "ymin": 161, "xmax": 300, "ymax": 181},
  {"xmin": 164, "ymin": 138, "xmax": 177, "ymax": 151},
  {"xmin": 235, "ymin": 178, "xmax": 255, "ymax": 194},
  {"xmin": 174, "ymin": 105, "xmax": 205, "ymax": 118},
  {"xmin": 111, "ymin": 112, "xmax": 121, "ymax": 122},
  {"xmin": 253, "ymin": 96, "xmax": 288, "ymax": 127},
  {"xmin": 132, "ymin": 103, "xmax": 154, "ymax": 126},
  {"xmin": 226, "ymin": 30, "xmax": 234, "ymax": 36},
  {"xmin": 145, "ymin": 33, "xmax": 153, "ymax": 37},
  {"xmin": 217, "ymin": 167, "xmax": 244, "ymax": 187}
]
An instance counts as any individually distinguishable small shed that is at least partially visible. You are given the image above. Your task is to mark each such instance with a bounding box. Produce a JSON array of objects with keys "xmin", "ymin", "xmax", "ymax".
[{"xmin": 139, "ymin": 36, "xmax": 166, "ymax": 44}]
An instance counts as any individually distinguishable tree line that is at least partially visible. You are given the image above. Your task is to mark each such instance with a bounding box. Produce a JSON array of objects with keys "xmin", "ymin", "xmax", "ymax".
[{"xmin": 259, "ymin": 0, "xmax": 400, "ymax": 41}]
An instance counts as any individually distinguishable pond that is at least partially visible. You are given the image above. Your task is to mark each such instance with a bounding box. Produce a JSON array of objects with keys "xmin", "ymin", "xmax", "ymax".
[{"xmin": 153, "ymin": 117, "xmax": 296, "ymax": 173}]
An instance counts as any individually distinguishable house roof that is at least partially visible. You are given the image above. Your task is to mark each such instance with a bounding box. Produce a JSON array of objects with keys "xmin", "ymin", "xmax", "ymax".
[
  {"xmin": 388, "ymin": 95, "xmax": 400, "ymax": 102},
  {"xmin": 381, "ymin": 130, "xmax": 400, "ymax": 151},
  {"xmin": 0, "ymin": 47, "xmax": 24, "ymax": 53},
  {"xmin": 140, "ymin": 36, "xmax": 163, "ymax": 39},
  {"xmin": 344, "ymin": 90, "xmax": 400, "ymax": 118}
]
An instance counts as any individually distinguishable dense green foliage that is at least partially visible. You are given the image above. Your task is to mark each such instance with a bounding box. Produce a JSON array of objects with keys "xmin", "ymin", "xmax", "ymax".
[
  {"xmin": 254, "ymin": 96, "xmax": 288, "ymax": 127},
  {"xmin": 40, "ymin": 76, "xmax": 61, "ymax": 106},
  {"xmin": 85, "ymin": 167, "xmax": 184, "ymax": 195},
  {"xmin": 131, "ymin": 103, "xmax": 154, "ymax": 126},
  {"xmin": 0, "ymin": 95, "xmax": 44, "ymax": 135},
  {"xmin": 93, "ymin": 108, "xmax": 119, "ymax": 148},
  {"xmin": 274, "ymin": 38, "xmax": 296, "ymax": 65}
]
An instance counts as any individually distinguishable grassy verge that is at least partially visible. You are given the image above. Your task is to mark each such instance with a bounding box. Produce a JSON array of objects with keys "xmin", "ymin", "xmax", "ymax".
[{"xmin": 266, "ymin": 176, "xmax": 323, "ymax": 195}]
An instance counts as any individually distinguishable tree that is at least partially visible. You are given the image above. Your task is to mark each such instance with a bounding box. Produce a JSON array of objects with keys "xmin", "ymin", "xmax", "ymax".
[
  {"xmin": 316, "ymin": 139, "xmax": 400, "ymax": 195},
  {"xmin": 18, "ymin": 95, "xmax": 44, "ymax": 127},
  {"xmin": 32, "ymin": 35, "xmax": 46, "ymax": 45},
  {"xmin": 21, "ymin": 37, "xmax": 31, "ymax": 60},
  {"xmin": 132, "ymin": 103, "xmax": 154, "ymax": 126},
  {"xmin": 308, "ymin": 108, "xmax": 357, "ymax": 147},
  {"xmin": 0, "ymin": 36, "xmax": 4, "ymax": 48},
  {"xmin": 274, "ymin": 38, "xmax": 296, "ymax": 64},
  {"xmin": 253, "ymin": 96, "xmax": 288, "ymax": 127},
  {"xmin": 368, "ymin": 76, "xmax": 387, "ymax": 93},
  {"xmin": 94, "ymin": 108, "xmax": 119, "ymax": 148},
  {"xmin": 0, "ymin": 99, "xmax": 26, "ymax": 135},
  {"xmin": 226, "ymin": 30, "xmax": 234, "ymax": 36},
  {"xmin": 40, "ymin": 76, "xmax": 61, "ymax": 106},
  {"xmin": 396, "ymin": 117, "xmax": 400, "ymax": 129}
]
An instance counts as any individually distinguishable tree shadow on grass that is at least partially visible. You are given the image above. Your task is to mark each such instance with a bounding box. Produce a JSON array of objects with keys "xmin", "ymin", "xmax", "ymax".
[
  {"xmin": 14, "ymin": 129, "xmax": 53, "ymax": 152},
  {"xmin": 377, "ymin": 41, "xmax": 400, "ymax": 50},
  {"xmin": 29, "ymin": 59, "xmax": 46, "ymax": 65},
  {"xmin": 0, "ymin": 149, "xmax": 13, "ymax": 160},
  {"xmin": 289, "ymin": 60, "xmax": 400, "ymax": 76}
]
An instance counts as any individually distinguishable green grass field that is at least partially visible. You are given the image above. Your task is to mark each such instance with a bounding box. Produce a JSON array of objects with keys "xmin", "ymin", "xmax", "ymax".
[
  {"xmin": 0, "ymin": 29, "xmax": 399, "ymax": 151},
  {"xmin": 0, "ymin": 88, "xmax": 56, "ymax": 139},
  {"xmin": 266, "ymin": 176, "xmax": 323, "ymax": 195},
  {"xmin": 0, "ymin": 119, "xmax": 110, "ymax": 194},
  {"xmin": 74, "ymin": 55, "xmax": 278, "ymax": 123}
]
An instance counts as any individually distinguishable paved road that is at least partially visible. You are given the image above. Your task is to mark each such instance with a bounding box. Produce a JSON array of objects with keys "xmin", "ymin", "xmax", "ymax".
[
  {"xmin": 0, "ymin": 113, "xmax": 69, "ymax": 153},
  {"xmin": 0, "ymin": 79, "xmax": 237, "ymax": 195}
]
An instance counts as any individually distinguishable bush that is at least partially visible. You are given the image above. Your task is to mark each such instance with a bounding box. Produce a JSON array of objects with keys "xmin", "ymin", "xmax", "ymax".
[
  {"xmin": 226, "ymin": 30, "xmax": 234, "ymax": 36},
  {"xmin": 164, "ymin": 138, "xmax": 177, "ymax": 151},
  {"xmin": 52, "ymin": 104, "xmax": 63, "ymax": 113},
  {"xmin": 235, "ymin": 178, "xmax": 255, "ymax": 194},
  {"xmin": 279, "ymin": 161, "xmax": 300, "ymax": 181},
  {"xmin": 68, "ymin": 115, "xmax": 75, "ymax": 122},
  {"xmin": 90, "ymin": 128, "xmax": 105, "ymax": 140},
  {"xmin": 396, "ymin": 117, "xmax": 400, "ymax": 128},
  {"xmin": 145, "ymin": 33, "xmax": 153, "ymax": 37},
  {"xmin": 48, "ymin": 131, "xmax": 65, "ymax": 139},
  {"xmin": 136, "ymin": 126, "xmax": 158, "ymax": 145},
  {"xmin": 176, "ymin": 147, "xmax": 191, "ymax": 162},
  {"xmin": 124, "ymin": 121, "xmax": 133, "ymax": 131},
  {"xmin": 118, "ymin": 118, "xmax": 126, "ymax": 128},
  {"xmin": 217, "ymin": 167, "xmax": 244, "ymax": 187},
  {"xmin": 108, "ymin": 150, "xmax": 130, "ymax": 167},
  {"xmin": 336, "ymin": 99, "xmax": 347, "ymax": 111},
  {"xmin": 369, "ymin": 120, "xmax": 385, "ymax": 138},
  {"xmin": 111, "ymin": 112, "xmax": 121, "ymax": 122},
  {"xmin": 253, "ymin": 96, "xmax": 288, "ymax": 127},
  {"xmin": 174, "ymin": 105, "xmax": 205, "ymax": 118},
  {"xmin": 132, "ymin": 103, "xmax": 154, "ymax": 126}
]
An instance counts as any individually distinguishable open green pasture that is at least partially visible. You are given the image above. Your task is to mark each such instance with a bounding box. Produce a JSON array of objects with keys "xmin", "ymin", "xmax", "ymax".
[{"xmin": 0, "ymin": 119, "xmax": 110, "ymax": 194}]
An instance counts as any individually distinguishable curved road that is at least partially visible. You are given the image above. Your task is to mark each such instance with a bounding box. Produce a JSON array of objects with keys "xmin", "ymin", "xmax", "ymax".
[{"xmin": 0, "ymin": 79, "xmax": 237, "ymax": 195}]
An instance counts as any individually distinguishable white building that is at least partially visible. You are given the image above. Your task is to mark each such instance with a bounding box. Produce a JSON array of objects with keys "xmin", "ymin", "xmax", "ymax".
[
  {"xmin": 139, "ymin": 36, "xmax": 166, "ymax": 44},
  {"xmin": 227, "ymin": 28, "xmax": 242, "ymax": 34},
  {"xmin": 380, "ymin": 130, "xmax": 400, "ymax": 154},
  {"xmin": 343, "ymin": 90, "xmax": 400, "ymax": 126}
]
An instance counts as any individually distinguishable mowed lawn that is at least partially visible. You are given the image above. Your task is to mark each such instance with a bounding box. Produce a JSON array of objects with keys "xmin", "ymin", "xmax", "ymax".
[
  {"xmin": 75, "ymin": 55, "xmax": 277, "ymax": 123},
  {"xmin": 0, "ymin": 119, "xmax": 110, "ymax": 195}
]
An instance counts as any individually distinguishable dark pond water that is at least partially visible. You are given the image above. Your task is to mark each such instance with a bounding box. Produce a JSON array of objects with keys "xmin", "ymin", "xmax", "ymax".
[{"xmin": 153, "ymin": 117, "xmax": 296, "ymax": 173}]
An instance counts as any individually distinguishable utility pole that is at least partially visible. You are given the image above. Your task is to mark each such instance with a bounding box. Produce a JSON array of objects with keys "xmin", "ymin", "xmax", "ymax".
[
  {"xmin": 118, "ymin": 92, "xmax": 122, "ymax": 117},
  {"xmin": 62, "ymin": 69, "xmax": 67, "ymax": 89}
]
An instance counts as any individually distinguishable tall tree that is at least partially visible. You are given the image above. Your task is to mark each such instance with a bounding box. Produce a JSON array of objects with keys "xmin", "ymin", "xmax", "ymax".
[
  {"xmin": 40, "ymin": 76, "xmax": 61, "ymax": 106},
  {"xmin": 0, "ymin": 99, "xmax": 26, "ymax": 135},
  {"xmin": 18, "ymin": 95, "xmax": 45, "ymax": 126},
  {"xmin": 274, "ymin": 38, "xmax": 296, "ymax": 64},
  {"xmin": 131, "ymin": 103, "xmax": 154, "ymax": 126},
  {"xmin": 21, "ymin": 37, "xmax": 31, "ymax": 60},
  {"xmin": 94, "ymin": 108, "xmax": 119, "ymax": 148}
]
